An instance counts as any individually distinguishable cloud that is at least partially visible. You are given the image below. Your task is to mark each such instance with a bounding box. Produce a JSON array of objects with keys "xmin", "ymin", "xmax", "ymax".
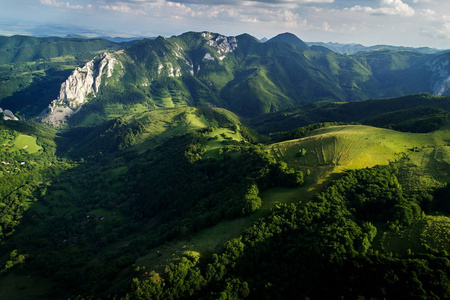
[
  {"xmin": 99, "ymin": 3, "xmax": 146, "ymax": 14},
  {"xmin": 167, "ymin": 0, "xmax": 333, "ymax": 7},
  {"xmin": 430, "ymin": 23, "xmax": 450, "ymax": 39},
  {"xmin": 419, "ymin": 8, "xmax": 435, "ymax": 19},
  {"xmin": 39, "ymin": 0, "xmax": 84, "ymax": 9},
  {"xmin": 347, "ymin": 0, "xmax": 415, "ymax": 17}
]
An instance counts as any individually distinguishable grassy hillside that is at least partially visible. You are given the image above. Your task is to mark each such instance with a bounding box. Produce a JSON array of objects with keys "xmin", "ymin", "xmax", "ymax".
[{"xmin": 269, "ymin": 125, "xmax": 449, "ymax": 177}]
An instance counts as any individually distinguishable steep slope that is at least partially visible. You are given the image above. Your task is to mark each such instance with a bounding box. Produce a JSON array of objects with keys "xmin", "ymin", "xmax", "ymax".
[{"xmin": 426, "ymin": 51, "xmax": 450, "ymax": 95}]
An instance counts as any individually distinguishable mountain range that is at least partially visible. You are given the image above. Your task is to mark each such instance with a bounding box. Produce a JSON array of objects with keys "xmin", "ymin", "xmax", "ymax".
[{"xmin": 3, "ymin": 31, "xmax": 444, "ymax": 127}]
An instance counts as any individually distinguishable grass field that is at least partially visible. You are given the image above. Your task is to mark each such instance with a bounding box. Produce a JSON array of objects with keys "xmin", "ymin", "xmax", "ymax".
[
  {"xmin": 269, "ymin": 125, "xmax": 450, "ymax": 179},
  {"xmin": 12, "ymin": 134, "xmax": 41, "ymax": 153}
]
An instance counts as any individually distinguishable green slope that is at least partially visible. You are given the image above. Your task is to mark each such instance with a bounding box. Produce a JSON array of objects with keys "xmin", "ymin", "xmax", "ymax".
[{"xmin": 269, "ymin": 124, "xmax": 449, "ymax": 177}]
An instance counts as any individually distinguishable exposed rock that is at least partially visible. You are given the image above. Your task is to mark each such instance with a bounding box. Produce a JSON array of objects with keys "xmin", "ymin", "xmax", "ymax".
[
  {"xmin": 42, "ymin": 52, "xmax": 122, "ymax": 126},
  {"xmin": 203, "ymin": 53, "xmax": 215, "ymax": 61},
  {"xmin": 202, "ymin": 32, "xmax": 238, "ymax": 61},
  {"xmin": 427, "ymin": 56, "xmax": 450, "ymax": 96},
  {"xmin": 1, "ymin": 108, "xmax": 19, "ymax": 121}
]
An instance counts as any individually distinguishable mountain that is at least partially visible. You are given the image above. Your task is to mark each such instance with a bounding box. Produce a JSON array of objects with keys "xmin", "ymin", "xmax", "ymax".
[
  {"xmin": 0, "ymin": 35, "xmax": 130, "ymax": 116},
  {"xmin": 3, "ymin": 31, "xmax": 450, "ymax": 124},
  {"xmin": 267, "ymin": 32, "xmax": 309, "ymax": 50},
  {"xmin": 305, "ymin": 41, "xmax": 442, "ymax": 55},
  {"xmin": 30, "ymin": 31, "xmax": 450, "ymax": 127},
  {"xmin": 25, "ymin": 32, "xmax": 449, "ymax": 124}
]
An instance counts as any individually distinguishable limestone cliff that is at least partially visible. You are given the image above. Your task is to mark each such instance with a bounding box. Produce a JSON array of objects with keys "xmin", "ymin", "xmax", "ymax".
[
  {"xmin": 427, "ymin": 54, "xmax": 450, "ymax": 96},
  {"xmin": 42, "ymin": 52, "xmax": 122, "ymax": 126},
  {"xmin": 0, "ymin": 107, "xmax": 19, "ymax": 121}
]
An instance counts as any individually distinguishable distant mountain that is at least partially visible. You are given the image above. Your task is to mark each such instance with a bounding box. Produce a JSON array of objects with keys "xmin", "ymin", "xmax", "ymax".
[
  {"xmin": 306, "ymin": 41, "xmax": 442, "ymax": 55},
  {"xmin": 0, "ymin": 35, "xmax": 124, "ymax": 63},
  {"xmin": 40, "ymin": 31, "xmax": 450, "ymax": 126},
  {"xmin": 267, "ymin": 32, "xmax": 309, "ymax": 50}
]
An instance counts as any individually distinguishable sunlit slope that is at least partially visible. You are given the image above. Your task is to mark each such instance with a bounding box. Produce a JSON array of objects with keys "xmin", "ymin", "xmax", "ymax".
[
  {"xmin": 60, "ymin": 106, "xmax": 245, "ymax": 158},
  {"xmin": 269, "ymin": 125, "xmax": 450, "ymax": 174}
]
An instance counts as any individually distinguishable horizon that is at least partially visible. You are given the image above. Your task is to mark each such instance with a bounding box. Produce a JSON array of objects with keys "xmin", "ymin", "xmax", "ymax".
[
  {"xmin": 0, "ymin": 28, "xmax": 446, "ymax": 51},
  {"xmin": 1, "ymin": 0, "xmax": 450, "ymax": 49}
]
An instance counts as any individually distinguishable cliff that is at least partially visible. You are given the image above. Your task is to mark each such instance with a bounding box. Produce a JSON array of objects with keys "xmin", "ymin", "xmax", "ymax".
[{"xmin": 42, "ymin": 52, "xmax": 122, "ymax": 126}]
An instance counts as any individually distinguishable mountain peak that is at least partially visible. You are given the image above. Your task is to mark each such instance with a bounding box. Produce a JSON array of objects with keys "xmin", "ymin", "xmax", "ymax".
[{"xmin": 267, "ymin": 32, "xmax": 308, "ymax": 50}]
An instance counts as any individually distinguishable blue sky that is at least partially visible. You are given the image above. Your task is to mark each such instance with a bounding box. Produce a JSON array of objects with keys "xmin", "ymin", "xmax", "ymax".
[{"xmin": 1, "ymin": 0, "xmax": 450, "ymax": 48}]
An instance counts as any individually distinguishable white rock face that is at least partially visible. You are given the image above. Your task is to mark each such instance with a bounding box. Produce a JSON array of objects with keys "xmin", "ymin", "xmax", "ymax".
[
  {"xmin": 42, "ymin": 52, "xmax": 122, "ymax": 126},
  {"xmin": 202, "ymin": 32, "xmax": 238, "ymax": 61},
  {"xmin": 203, "ymin": 53, "xmax": 215, "ymax": 61},
  {"xmin": 427, "ymin": 56, "xmax": 450, "ymax": 96},
  {"xmin": 1, "ymin": 108, "xmax": 19, "ymax": 121}
]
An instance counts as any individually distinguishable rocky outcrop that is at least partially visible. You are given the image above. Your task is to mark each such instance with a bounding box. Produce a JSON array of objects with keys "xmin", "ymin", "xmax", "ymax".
[
  {"xmin": 427, "ymin": 55, "xmax": 450, "ymax": 96},
  {"xmin": 0, "ymin": 108, "xmax": 19, "ymax": 121},
  {"xmin": 202, "ymin": 32, "xmax": 238, "ymax": 61},
  {"xmin": 42, "ymin": 52, "xmax": 122, "ymax": 126}
]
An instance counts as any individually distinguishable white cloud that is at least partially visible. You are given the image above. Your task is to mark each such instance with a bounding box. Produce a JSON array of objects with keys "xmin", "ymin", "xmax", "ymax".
[
  {"xmin": 420, "ymin": 8, "xmax": 435, "ymax": 18},
  {"xmin": 347, "ymin": 0, "xmax": 415, "ymax": 17},
  {"xmin": 99, "ymin": 3, "xmax": 146, "ymax": 14},
  {"xmin": 434, "ymin": 23, "xmax": 450, "ymax": 39},
  {"xmin": 39, "ymin": 0, "xmax": 84, "ymax": 9}
]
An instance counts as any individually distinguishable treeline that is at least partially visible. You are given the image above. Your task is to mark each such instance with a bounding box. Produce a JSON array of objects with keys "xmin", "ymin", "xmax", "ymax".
[
  {"xmin": 269, "ymin": 121, "xmax": 360, "ymax": 143},
  {"xmin": 125, "ymin": 164, "xmax": 450, "ymax": 300}
]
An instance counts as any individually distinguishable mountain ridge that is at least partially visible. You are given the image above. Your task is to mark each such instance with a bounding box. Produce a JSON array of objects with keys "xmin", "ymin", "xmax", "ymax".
[{"xmin": 31, "ymin": 31, "xmax": 450, "ymax": 127}]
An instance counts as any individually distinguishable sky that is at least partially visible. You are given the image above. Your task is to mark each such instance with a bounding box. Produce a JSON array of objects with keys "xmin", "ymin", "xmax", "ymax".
[{"xmin": 1, "ymin": 0, "xmax": 450, "ymax": 48}]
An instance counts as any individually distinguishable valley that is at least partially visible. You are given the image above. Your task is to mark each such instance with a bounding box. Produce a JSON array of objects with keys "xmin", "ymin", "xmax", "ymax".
[{"xmin": 0, "ymin": 32, "xmax": 449, "ymax": 299}]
